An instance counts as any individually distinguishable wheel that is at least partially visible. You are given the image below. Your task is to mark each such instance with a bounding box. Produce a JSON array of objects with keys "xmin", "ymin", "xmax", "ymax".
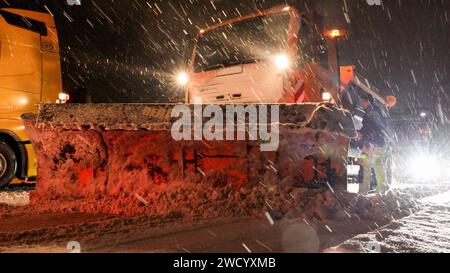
[{"xmin": 0, "ymin": 142, "xmax": 17, "ymax": 189}]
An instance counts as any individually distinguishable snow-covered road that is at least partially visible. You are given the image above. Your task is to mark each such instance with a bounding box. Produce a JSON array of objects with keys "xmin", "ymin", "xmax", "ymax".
[
  {"xmin": 334, "ymin": 189, "xmax": 450, "ymax": 253},
  {"xmin": 2, "ymin": 184, "xmax": 450, "ymax": 253}
]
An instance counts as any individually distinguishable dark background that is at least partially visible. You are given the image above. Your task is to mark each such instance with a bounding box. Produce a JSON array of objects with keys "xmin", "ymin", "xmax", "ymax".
[{"xmin": 1, "ymin": 0, "xmax": 449, "ymax": 119}]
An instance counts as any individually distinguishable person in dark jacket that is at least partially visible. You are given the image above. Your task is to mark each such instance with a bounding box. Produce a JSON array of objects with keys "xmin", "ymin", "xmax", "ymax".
[{"xmin": 357, "ymin": 94, "xmax": 389, "ymax": 194}]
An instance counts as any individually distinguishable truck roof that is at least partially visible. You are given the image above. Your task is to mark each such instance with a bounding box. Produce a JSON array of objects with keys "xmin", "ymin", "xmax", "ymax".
[{"xmin": 0, "ymin": 8, "xmax": 56, "ymax": 28}]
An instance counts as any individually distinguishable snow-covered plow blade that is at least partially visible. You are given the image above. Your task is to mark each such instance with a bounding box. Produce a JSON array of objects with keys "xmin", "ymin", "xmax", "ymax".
[{"xmin": 22, "ymin": 103, "xmax": 355, "ymax": 217}]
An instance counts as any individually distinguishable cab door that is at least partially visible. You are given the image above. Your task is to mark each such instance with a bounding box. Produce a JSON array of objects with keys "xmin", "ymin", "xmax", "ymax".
[{"xmin": 0, "ymin": 9, "xmax": 44, "ymax": 120}]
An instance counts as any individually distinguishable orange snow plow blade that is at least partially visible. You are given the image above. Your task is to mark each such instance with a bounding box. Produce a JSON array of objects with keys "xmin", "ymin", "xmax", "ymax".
[{"xmin": 22, "ymin": 103, "xmax": 355, "ymax": 217}]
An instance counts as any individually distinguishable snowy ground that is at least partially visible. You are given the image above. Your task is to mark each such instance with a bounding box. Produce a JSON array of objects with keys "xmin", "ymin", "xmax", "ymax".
[
  {"xmin": 1, "ymin": 183, "xmax": 450, "ymax": 253},
  {"xmin": 332, "ymin": 186, "xmax": 450, "ymax": 253},
  {"xmin": 0, "ymin": 191, "xmax": 29, "ymax": 207}
]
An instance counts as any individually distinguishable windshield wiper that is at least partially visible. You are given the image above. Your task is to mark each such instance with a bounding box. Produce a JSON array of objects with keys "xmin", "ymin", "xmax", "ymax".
[
  {"xmin": 200, "ymin": 58, "xmax": 259, "ymax": 72},
  {"xmin": 202, "ymin": 63, "xmax": 226, "ymax": 71},
  {"xmin": 226, "ymin": 59, "xmax": 259, "ymax": 67}
]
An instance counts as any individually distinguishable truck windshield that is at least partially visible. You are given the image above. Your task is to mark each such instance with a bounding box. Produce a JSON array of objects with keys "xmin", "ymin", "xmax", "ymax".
[{"xmin": 194, "ymin": 13, "xmax": 291, "ymax": 72}]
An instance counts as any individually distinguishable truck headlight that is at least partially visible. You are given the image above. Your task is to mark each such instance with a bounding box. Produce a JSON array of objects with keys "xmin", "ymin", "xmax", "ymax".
[
  {"xmin": 274, "ymin": 54, "xmax": 290, "ymax": 70},
  {"xmin": 176, "ymin": 72, "xmax": 189, "ymax": 86}
]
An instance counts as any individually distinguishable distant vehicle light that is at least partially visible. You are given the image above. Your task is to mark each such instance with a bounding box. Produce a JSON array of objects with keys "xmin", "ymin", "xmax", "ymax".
[
  {"xmin": 274, "ymin": 54, "xmax": 290, "ymax": 70},
  {"xmin": 322, "ymin": 92, "xmax": 332, "ymax": 101},
  {"xmin": 176, "ymin": 72, "xmax": 190, "ymax": 86},
  {"xmin": 408, "ymin": 154, "xmax": 441, "ymax": 181},
  {"xmin": 420, "ymin": 112, "xmax": 427, "ymax": 118},
  {"xmin": 283, "ymin": 6, "xmax": 291, "ymax": 11}
]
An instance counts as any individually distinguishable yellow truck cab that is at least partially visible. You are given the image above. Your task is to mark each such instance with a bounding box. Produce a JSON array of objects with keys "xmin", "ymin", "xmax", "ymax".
[{"xmin": 0, "ymin": 8, "xmax": 65, "ymax": 188}]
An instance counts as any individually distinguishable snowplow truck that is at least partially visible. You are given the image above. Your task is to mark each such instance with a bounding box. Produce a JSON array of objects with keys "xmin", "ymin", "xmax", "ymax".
[
  {"xmin": 20, "ymin": 6, "xmax": 390, "ymax": 216},
  {"xmin": 0, "ymin": 8, "xmax": 67, "ymax": 188}
]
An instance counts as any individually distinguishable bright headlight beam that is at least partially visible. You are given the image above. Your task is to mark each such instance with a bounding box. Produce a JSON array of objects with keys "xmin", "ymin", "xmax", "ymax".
[
  {"xmin": 274, "ymin": 54, "xmax": 290, "ymax": 70},
  {"xmin": 408, "ymin": 155, "xmax": 441, "ymax": 181},
  {"xmin": 176, "ymin": 72, "xmax": 189, "ymax": 86}
]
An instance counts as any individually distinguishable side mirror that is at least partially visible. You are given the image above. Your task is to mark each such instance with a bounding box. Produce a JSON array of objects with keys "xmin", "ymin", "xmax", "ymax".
[{"xmin": 385, "ymin": 96, "xmax": 397, "ymax": 108}]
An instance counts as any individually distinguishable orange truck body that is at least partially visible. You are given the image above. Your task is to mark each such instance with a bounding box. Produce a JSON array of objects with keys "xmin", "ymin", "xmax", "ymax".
[{"xmin": 0, "ymin": 8, "xmax": 64, "ymax": 186}]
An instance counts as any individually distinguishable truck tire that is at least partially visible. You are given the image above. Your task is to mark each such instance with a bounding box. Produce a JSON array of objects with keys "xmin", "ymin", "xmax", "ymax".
[{"xmin": 0, "ymin": 142, "xmax": 17, "ymax": 189}]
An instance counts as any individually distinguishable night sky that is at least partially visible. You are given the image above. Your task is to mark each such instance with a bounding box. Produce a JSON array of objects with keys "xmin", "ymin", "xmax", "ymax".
[{"xmin": 1, "ymin": 0, "xmax": 449, "ymax": 118}]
